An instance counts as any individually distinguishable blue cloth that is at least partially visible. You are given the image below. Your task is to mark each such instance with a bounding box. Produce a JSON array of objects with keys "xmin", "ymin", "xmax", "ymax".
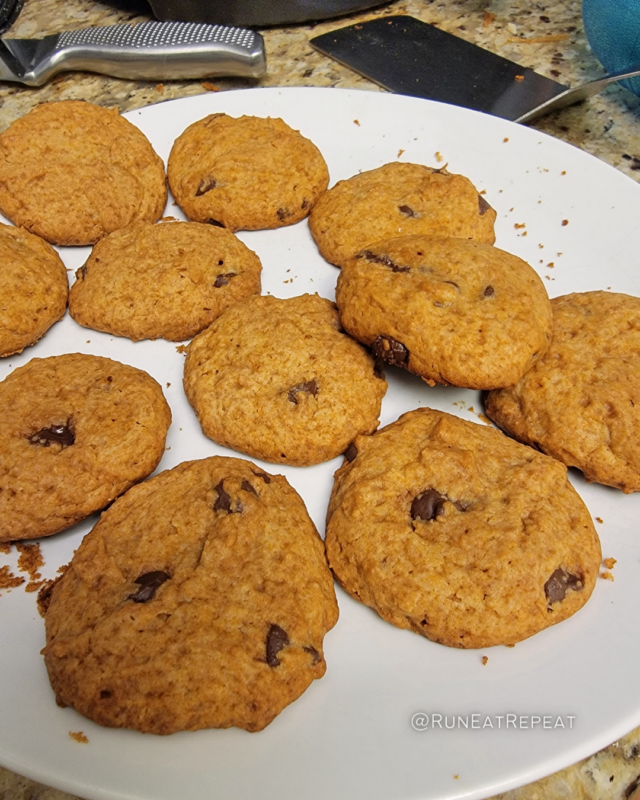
[{"xmin": 583, "ymin": 0, "xmax": 640, "ymax": 97}]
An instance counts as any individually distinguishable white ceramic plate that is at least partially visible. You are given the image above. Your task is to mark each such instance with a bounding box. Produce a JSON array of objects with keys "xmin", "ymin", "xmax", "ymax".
[{"xmin": 1, "ymin": 88, "xmax": 640, "ymax": 800}]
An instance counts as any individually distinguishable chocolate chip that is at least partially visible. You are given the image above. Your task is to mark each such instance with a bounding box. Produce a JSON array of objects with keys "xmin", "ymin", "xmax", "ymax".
[
  {"xmin": 253, "ymin": 470, "xmax": 271, "ymax": 484},
  {"xmin": 195, "ymin": 177, "xmax": 216, "ymax": 196},
  {"xmin": 266, "ymin": 624, "xmax": 289, "ymax": 667},
  {"xmin": 358, "ymin": 249, "xmax": 410, "ymax": 273},
  {"xmin": 213, "ymin": 480, "xmax": 231, "ymax": 512},
  {"xmin": 344, "ymin": 442, "xmax": 358, "ymax": 462},
  {"xmin": 624, "ymin": 775, "xmax": 640, "ymax": 799},
  {"xmin": 544, "ymin": 568, "xmax": 583, "ymax": 607},
  {"xmin": 100, "ymin": 690, "xmax": 112, "ymax": 699},
  {"xmin": 214, "ymin": 272, "xmax": 236, "ymax": 288},
  {"xmin": 301, "ymin": 198, "xmax": 310, "ymax": 210},
  {"xmin": 241, "ymin": 480, "xmax": 257, "ymax": 495},
  {"xmin": 478, "ymin": 195, "xmax": 493, "ymax": 215},
  {"xmin": 398, "ymin": 205, "xmax": 420, "ymax": 218},
  {"xmin": 277, "ymin": 207, "xmax": 292, "ymax": 221},
  {"xmin": 411, "ymin": 489, "xmax": 447, "ymax": 521},
  {"xmin": 303, "ymin": 645, "xmax": 321, "ymax": 665},
  {"xmin": 128, "ymin": 571, "xmax": 170, "ymax": 603},
  {"xmin": 287, "ymin": 380, "xmax": 318, "ymax": 404},
  {"xmin": 205, "ymin": 218, "xmax": 224, "ymax": 228},
  {"xmin": 483, "ymin": 285, "xmax": 495, "ymax": 297},
  {"xmin": 371, "ymin": 336, "xmax": 409, "ymax": 367},
  {"xmin": 28, "ymin": 423, "xmax": 75, "ymax": 449}
]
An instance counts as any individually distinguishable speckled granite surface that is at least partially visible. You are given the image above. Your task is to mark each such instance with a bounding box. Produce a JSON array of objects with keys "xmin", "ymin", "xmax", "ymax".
[{"xmin": 0, "ymin": 1, "xmax": 639, "ymax": 799}]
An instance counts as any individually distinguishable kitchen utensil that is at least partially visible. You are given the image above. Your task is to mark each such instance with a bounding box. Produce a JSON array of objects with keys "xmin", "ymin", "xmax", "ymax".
[
  {"xmin": 0, "ymin": 19, "xmax": 265, "ymax": 85},
  {"xmin": 143, "ymin": 0, "xmax": 390, "ymax": 27},
  {"xmin": 310, "ymin": 15, "xmax": 640, "ymax": 122}
]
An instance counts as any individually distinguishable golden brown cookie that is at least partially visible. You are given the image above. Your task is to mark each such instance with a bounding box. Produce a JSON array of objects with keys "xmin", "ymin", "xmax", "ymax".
[
  {"xmin": 42, "ymin": 455, "xmax": 339, "ymax": 734},
  {"xmin": 326, "ymin": 408, "xmax": 601, "ymax": 649},
  {"xmin": 183, "ymin": 294, "xmax": 387, "ymax": 466},
  {"xmin": 486, "ymin": 291, "xmax": 640, "ymax": 493},
  {"xmin": 167, "ymin": 114, "xmax": 329, "ymax": 231},
  {"xmin": 308, "ymin": 162, "xmax": 496, "ymax": 267},
  {"xmin": 68, "ymin": 220, "xmax": 262, "ymax": 342},
  {"xmin": 0, "ymin": 223, "xmax": 68, "ymax": 357},
  {"xmin": 335, "ymin": 235, "xmax": 552, "ymax": 390},
  {"xmin": 0, "ymin": 353, "xmax": 171, "ymax": 542},
  {"xmin": 0, "ymin": 101, "xmax": 167, "ymax": 246}
]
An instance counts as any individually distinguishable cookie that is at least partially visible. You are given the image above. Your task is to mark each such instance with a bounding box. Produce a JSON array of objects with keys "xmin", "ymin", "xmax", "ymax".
[
  {"xmin": 183, "ymin": 294, "xmax": 387, "ymax": 466},
  {"xmin": 486, "ymin": 291, "xmax": 640, "ymax": 493},
  {"xmin": 0, "ymin": 100, "xmax": 167, "ymax": 246},
  {"xmin": 167, "ymin": 114, "xmax": 329, "ymax": 231},
  {"xmin": 68, "ymin": 220, "xmax": 262, "ymax": 342},
  {"xmin": 0, "ymin": 223, "xmax": 68, "ymax": 357},
  {"xmin": 0, "ymin": 354, "xmax": 171, "ymax": 542},
  {"xmin": 335, "ymin": 235, "xmax": 552, "ymax": 390},
  {"xmin": 42, "ymin": 455, "xmax": 338, "ymax": 734},
  {"xmin": 325, "ymin": 408, "xmax": 601, "ymax": 649},
  {"xmin": 308, "ymin": 162, "xmax": 496, "ymax": 268}
]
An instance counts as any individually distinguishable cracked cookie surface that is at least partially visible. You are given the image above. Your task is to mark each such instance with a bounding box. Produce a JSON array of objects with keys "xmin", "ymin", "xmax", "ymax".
[
  {"xmin": 43, "ymin": 455, "xmax": 338, "ymax": 733},
  {"xmin": 69, "ymin": 220, "xmax": 262, "ymax": 342},
  {"xmin": 0, "ymin": 353, "xmax": 171, "ymax": 541},
  {"xmin": 183, "ymin": 294, "xmax": 387, "ymax": 466},
  {"xmin": 325, "ymin": 408, "xmax": 600, "ymax": 648},
  {"xmin": 167, "ymin": 114, "xmax": 329, "ymax": 231},
  {"xmin": 0, "ymin": 223, "xmax": 68, "ymax": 357},
  {"xmin": 309, "ymin": 162, "xmax": 496, "ymax": 268},
  {"xmin": 486, "ymin": 291, "xmax": 640, "ymax": 493},
  {"xmin": 0, "ymin": 101, "xmax": 167, "ymax": 246},
  {"xmin": 335, "ymin": 235, "xmax": 552, "ymax": 390}
]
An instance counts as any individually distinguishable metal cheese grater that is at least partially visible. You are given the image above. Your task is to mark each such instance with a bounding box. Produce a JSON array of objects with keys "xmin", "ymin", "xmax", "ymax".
[{"xmin": 0, "ymin": 20, "xmax": 266, "ymax": 85}]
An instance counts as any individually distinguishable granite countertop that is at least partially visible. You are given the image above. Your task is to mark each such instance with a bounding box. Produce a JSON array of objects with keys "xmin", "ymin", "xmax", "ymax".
[{"xmin": 1, "ymin": 1, "xmax": 640, "ymax": 799}]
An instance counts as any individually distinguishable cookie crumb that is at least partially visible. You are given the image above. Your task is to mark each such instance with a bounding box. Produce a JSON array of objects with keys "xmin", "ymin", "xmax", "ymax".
[
  {"xmin": 600, "ymin": 571, "xmax": 614, "ymax": 582},
  {"xmin": 16, "ymin": 542, "xmax": 44, "ymax": 581},
  {"xmin": 603, "ymin": 557, "xmax": 616, "ymax": 569},
  {"xmin": 176, "ymin": 344, "xmax": 188, "ymax": 354},
  {"xmin": 202, "ymin": 82, "xmax": 220, "ymax": 92},
  {"xmin": 69, "ymin": 731, "xmax": 89, "ymax": 744},
  {"xmin": 482, "ymin": 656, "xmax": 488, "ymax": 665},
  {"xmin": 0, "ymin": 543, "xmax": 10, "ymax": 555},
  {"xmin": 595, "ymin": 516, "xmax": 603, "ymax": 524},
  {"xmin": 435, "ymin": 151, "xmax": 444, "ymax": 162},
  {"xmin": 353, "ymin": 119, "xmax": 360, "ymax": 126},
  {"xmin": 0, "ymin": 565, "xmax": 25, "ymax": 592},
  {"xmin": 397, "ymin": 148, "xmax": 404, "ymax": 157},
  {"xmin": 561, "ymin": 219, "xmax": 569, "ymax": 226}
]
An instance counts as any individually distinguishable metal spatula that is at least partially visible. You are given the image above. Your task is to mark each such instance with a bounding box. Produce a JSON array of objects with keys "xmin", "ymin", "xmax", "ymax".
[{"xmin": 0, "ymin": 19, "xmax": 266, "ymax": 85}]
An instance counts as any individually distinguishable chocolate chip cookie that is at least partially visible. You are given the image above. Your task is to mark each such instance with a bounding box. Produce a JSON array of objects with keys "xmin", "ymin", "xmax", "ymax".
[
  {"xmin": 486, "ymin": 291, "xmax": 640, "ymax": 493},
  {"xmin": 0, "ymin": 100, "xmax": 167, "ymax": 246},
  {"xmin": 167, "ymin": 114, "xmax": 329, "ymax": 231},
  {"xmin": 183, "ymin": 294, "xmax": 387, "ymax": 466},
  {"xmin": 335, "ymin": 235, "xmax": 552, "ymax": 390},
  {"xmin": 42, "ymin": 455, "xmax": 338, "ymax": 733},
  {"xmin": 0, "ymin": 353, "xmax": 171, "ymax": 542},
  {"xmin": 308, "ymin": 162, "xmax": 496, "ymax": 268},
  {"xmin": 325, "ymin": 408, "xmax": 601, "ymax": 649},
  {"xmin": 0, "ymin": 223, "xmax": 68, "ymax": 357},
  {"xmin": 68, "ymin": 220, "xmax": 262, "ymax": 342}
]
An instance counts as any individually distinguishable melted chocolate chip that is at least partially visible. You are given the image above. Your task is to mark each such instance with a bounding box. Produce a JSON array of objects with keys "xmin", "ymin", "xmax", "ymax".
[
  {"xmin": 241, "ymin": 480, "xmax": 257, "ymax": 495},
  {"xmin": 544, "ymin": 568, "xmax": 583, "ymax": 606},
  {"xmin": 301, "ymin": 198, "xmax": 310, "ymax": 210},
  {"xmin": 344, "ymin": 442, "xmax": 358, "ymax": 462},
  {"xmin": 483, "ymin": 285, "xmax": 495, "ymax": 298},
  {"xmin": 358, "ymin": 249, "xmax": 410, "ymax": 273},
  {"xmin": 478, "ymin": 195, "xmax": 493, "ymax": 215},
  {"xmin": 196, "ymin": 177, "xmax": 217, "ymax": 196},
  {"xmin": 398, "ymin": 205, "xmax": 420, "ymax": 218},
  {"xmin": 303, "ymin": 645, "xmax": 321, "ymax": 665},
  {"xmin": 266, "ymin": 624, "xmax": 289, "ymax": 667},
  {"xmin": 624, "ymin": 775, "xmax": 640, "ymax": 799},
  {"xmin": 28, "ymin": 424, "xmax": 75, "ymax": 449},
  {"xmin": 277, "ymin": 207, "xmax": 292, "ymax": 221},
  {"xmin": 213, "ymin": 480, "xmax": 231, "ymax": 512},
  {"xmin": 411, "ymin": 489, "xmax": 447, "ymax": 521},
  {"xmin": 214, "ymin": 272, "xmax": 236, "ymax": 288},
  {"xmin": 371, "ymin": 336, "xmax": 409, "ymax": 367},
  {"xmin": 287, "ymin": 380, "xmax": 318, "ymax": 404},
  {"xmin": 205, "ymin": 218, "xmax": 224, "ymax": 228},
  {"xmin": 128, "ymin": 571, "xmax": 170, "ymax": 603},
  {"xmin": 100, "ymin": 690, "xmax": 112, "ymax": 699},
  {"xmin": 253, "ymin": 470, "xmax": 271, "ymax": 484}
]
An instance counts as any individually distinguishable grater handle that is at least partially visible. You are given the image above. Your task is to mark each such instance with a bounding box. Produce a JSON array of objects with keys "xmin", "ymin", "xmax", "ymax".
[{"xmin": 18, "ymin": 21, "xmax": 266, "ymax": 86}]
